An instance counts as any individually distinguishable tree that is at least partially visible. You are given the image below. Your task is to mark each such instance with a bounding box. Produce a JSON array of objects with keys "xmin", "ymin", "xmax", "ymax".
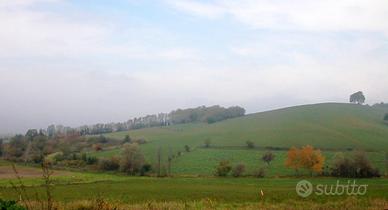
[
  {"xmin": 122, "ymin": 135, "xmax": 131, "ymax": 144},
  {"xmin": 262, "ymin": 151, "xmax": 275, "ymax": 166},
  {"xmin": 204, "ymin": 138, "xmax": 211, "ymax": 148},
  {"xmin": 119, "ymin": 143, "xmax": 145, "ymax": 175},
  {"xmin": 349, "ymin": 91, "xmax": 365, "ymax": 104},
  {"xmin": 246, "ymin": 140, "xmax": 255, "ymax": 149},
  {"xmin": 285, "ymin": 147, "xmax": 301, "ymax": 175},
  {"xmin": 157, "ymin": 147, "xmax": 162, "ymax": 177},
  {"xmin": 0, "ymin": 139, "xmax": 3, "ymax": 157},
  {"xmin": 232, "ymin": 163, "xmax": 246, "ymax": 177},
  {"xmin": 184, "ymin": 145, "xmax": 191, "ymax": 152},
  {"xmin": 330, "ymin": 151, "xmax": 380, "ymax": 178},
  {"xmin": 25, "ymin": 129, "xmax": 39, "ymax": 140},
  {"xmin": 215, "ymin": 160, "xmax": 232, "ymax": 176},
  {"xmin": 384, "ymin": 114, "xmax": 388, "ymax": 121},
  {"xmin": 285, "ymin": 145, "xmax": 325, "ymax": 176},
  {"xmin": 299, "ymin": 145, "xmax": 325, "ymax": 175}
]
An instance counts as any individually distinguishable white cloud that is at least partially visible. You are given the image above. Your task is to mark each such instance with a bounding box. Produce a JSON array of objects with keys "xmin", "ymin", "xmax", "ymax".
[{"xmin": 167, "ymin": 0, "xmax": 388, "ymax": 34}]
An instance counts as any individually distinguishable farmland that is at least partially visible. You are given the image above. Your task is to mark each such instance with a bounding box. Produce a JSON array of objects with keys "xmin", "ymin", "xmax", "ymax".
[{"xmin": 87, "ymin": 103, "xmax": 388, "ymax": 176}]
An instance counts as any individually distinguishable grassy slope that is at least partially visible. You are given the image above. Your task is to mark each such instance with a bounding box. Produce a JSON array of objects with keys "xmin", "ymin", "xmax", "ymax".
[
  {"xmin": 106, "ymin": 103, "xmax": 388, "ymax": 151},
  {"xmin": 97, "ymin": 103, "xmax": 388, "ymax": 175}
]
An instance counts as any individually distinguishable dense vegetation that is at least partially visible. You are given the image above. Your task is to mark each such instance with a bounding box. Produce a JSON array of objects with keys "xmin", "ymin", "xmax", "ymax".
[{"xmin": 41, "ymin": 105, "xmax": 245, "ymax": 137}]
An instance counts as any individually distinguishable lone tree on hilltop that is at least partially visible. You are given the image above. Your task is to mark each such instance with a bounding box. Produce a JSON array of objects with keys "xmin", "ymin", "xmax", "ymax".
[{"xmin": 350, "ymin": 91, "xmax": 365, "ymax": 104}]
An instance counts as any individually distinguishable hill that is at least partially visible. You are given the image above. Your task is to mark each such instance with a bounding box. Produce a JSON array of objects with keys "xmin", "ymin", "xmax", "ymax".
[
  {"xmin": 98, "ymin": 103, "xmax": 388, "ymax": 175},
  {"xmin": 105, "ymin": 103, "xmax": 388, "ymax": 151}
]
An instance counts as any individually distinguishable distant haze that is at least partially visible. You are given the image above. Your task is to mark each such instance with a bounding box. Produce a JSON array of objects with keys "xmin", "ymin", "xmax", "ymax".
[{"xmin": 1, "ymin": 0, "xmax": 388, "ymax": 134}]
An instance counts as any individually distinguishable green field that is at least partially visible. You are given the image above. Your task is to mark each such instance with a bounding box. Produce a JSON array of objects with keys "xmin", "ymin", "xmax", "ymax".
[
  {"xmin": 90, "ymin": 103, "xmax": 388, "ymax": 176},
  {"xmin": 1, "ymin": 171, "xmax": 387, "ymax": 204},
  {"xmin": 1, "ymin": 103, "xmax": 388, "ymax": 209}
]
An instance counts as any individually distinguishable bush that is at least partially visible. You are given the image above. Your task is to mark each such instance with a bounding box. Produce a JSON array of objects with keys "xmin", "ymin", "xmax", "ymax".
[
  {"xmin": 0, "ymin": 199, "xmax": 26, "ymax": 210},
  {"xmin": 98, "ymin": 157, "xmax": 120, "ymax": 171},
  {"xmin": 262, "ymin": 151, "xmax": 275, "ymax": 165},
  {"xmin": 215, "ymin": 160, "xmax": 232, "ymax": 176},
  {"xmin": 246, "ymin": 140, "xmax": 255, "ymax": 149},
  {"xmin": 253, "ymin": 167, "xmax": 266, "ymax": 178},
  {"xmin": 140, "ymin": 163, "xmax": 152, "ymax": 176},
  {"xmin": 330, "ymin": 151, "xmax": 380, "ymax": 178},
  {"xmin": 184, "ymin": 145, "xmax": 191, "ymax": 152},
  {"xmin": 119, "ymin": 143, "xmax": 145, "ymax": 175},
  {"xmin": 232, "ymin": 163, "xmax": 246, "ymax": 177}
]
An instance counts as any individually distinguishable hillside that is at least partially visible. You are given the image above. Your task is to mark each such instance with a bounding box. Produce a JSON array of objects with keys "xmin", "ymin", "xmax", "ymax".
[
  {"xmin": 105, "ymin": 103, "xmax": 388, "ymax": 152},
  {"xmin": 97, "ymin": 103, "xmax": 388, "ymax": 175}
]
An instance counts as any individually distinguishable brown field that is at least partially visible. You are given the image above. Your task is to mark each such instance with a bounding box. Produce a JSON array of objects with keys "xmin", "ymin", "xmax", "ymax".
[{"xmin": 0, "ymin": 165, "xmax": 69, "ymax": 178}]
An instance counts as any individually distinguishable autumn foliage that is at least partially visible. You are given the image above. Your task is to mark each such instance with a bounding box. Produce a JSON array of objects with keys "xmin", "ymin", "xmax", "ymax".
[{"xmin": 285, "ymin": 145, "xmax": 325, "ymax": 176}]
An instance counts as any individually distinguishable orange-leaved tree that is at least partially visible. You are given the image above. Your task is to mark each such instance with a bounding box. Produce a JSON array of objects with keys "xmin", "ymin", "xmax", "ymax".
[
  {"xmin": 300, "ymin": 145, "xmax": 325, "ymax": 176},
  {"xmin": 285, "ymin": 145, "xmax": 325, "ymax": 176},
  {"xmin": 285, "ymin": 146, "xmax": 301, "ymax": 175}
]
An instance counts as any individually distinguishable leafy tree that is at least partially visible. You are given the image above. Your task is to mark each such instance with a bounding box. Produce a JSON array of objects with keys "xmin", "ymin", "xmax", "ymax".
[
  {"xmin": 122, "ymin": 135, "xmax": 131, "ymax": 144},
  {"xmin": 285, "ymin": 147, "xmax": 301, "ymax": 175},
  {"xmin": 384, "ymin": 113, "xmax": 388, "ymax": 121},
  {"xmin": 204, "ymin": 138, "xmax": 211, "ymax": 148},
  {"xmin": 299, "ymin": 145, "xmax": 325, "ymax": 175},
  {"xmin": 119, "ymin": 143, "xmax": 145, "ymax": 175},
  {"xmin": 349, "ymin": 91, "xmax": 365, "ymax": 104},
  {"xmin": 262, "ymin": 151, "xmax": 275, "ymax": 166},
  {"xmin": 285, "ymin": 145, "xmax": 325, "ymax": 176},
  {"xmin": 215, "ymin": 160, "xmax": 232, "ymax": 176},
  {"xmin": 184, "ymin": 145, "xmax": 191, "ymax": 152},
  {"xmin": 232, "ymin": 163, "xmax": 246, "ymax": 177},
  {"xmin": 25, "ymin": 129, "xmax": 38, "ymax": 140},
  {"xmin": 246, "ymin": 140, "xmax": 255, "ymax": 149}
]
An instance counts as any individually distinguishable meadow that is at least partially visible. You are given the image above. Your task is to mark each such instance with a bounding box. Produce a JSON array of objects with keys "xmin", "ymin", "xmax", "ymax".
[
  {"xmin": 1, "ymin": 103, "xmax": 388, "ymax": 209},
  {"xmin": 87, "ymin": 103, "xmax": 388, "ymax": 176}
]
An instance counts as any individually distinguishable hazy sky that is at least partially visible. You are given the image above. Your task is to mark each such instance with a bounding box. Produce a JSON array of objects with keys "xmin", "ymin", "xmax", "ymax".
[{"xmin": 1, "ymin": 0, "xmax": 388, "ymax": 134}]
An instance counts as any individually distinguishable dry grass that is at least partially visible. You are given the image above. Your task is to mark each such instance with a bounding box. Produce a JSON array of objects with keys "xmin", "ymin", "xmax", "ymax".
[{"xmin": 19, "ymin": 197, "xmax": 388, "ymax": 210}]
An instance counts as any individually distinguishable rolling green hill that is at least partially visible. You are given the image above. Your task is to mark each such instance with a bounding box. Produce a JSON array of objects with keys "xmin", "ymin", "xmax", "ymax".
[{"xmin": 97, "ymin": 103, "xmax": 388, "ymax": 175}]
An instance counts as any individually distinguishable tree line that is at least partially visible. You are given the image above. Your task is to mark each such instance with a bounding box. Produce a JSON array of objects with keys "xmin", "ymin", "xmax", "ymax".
[{"xmin": 38, "ymin": 105, "xmax": 245, "ymax": 137}]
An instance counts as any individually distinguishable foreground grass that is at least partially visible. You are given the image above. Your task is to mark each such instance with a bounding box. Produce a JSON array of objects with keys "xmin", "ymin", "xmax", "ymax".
[
  {"xmin": 1, "ymin": 174, "xmax": 387, "ymax": 204},
  {"xmin": 15, "ymin": 197, "xmax": 388, "ymax": 210}
]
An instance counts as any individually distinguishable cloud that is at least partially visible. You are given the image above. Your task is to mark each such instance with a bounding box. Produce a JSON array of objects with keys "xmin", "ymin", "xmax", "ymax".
[
  {"xmin": 0, "ymin": 0, "xmax": 199, "ymax": 61},
  {"xmin": 166, "ymin": 0, "xmax": 388, "ymax": 34}
]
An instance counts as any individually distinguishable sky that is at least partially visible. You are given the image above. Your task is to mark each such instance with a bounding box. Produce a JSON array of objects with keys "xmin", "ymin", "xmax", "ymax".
[{"xmin": 0, "ymin": 0, "xmax": 388, "ymax": 134}]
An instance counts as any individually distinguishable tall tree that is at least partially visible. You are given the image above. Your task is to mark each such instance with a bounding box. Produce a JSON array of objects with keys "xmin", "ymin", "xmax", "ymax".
[{"xmin": 349, "ymin": 91, "xmax": 366, "ymax": 104}]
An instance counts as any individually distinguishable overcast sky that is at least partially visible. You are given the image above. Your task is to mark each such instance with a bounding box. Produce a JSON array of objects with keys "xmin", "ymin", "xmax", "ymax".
[{"xmin": 1, "ymin": 0, "xmax": 388, "ymax": 134}]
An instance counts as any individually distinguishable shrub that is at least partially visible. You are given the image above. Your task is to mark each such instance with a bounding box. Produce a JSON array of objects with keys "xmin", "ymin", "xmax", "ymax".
[
  {"xmin": 262, "ymin": 151, "xmax": 275, "ymax": 166},
  {"xmin": 253, "ymin": 167, "xmax": 266, "ymax": 178},
  {"xmin": 122, "ymin": 135, "xmax": 132, "ymax": 144},
  {"xmin": 0, "ymin": 199, "xmax": 26, "ymax": 210},
  {"xmin": 98, "ymin": 157, "xmax": 120, "ymax": 171},
  {"xmin": 184, "ymin": 145, "xmax": 191, "ymax": 152},
  {"xmin": 232, "ymin": 163, "xmax": 246, "ymax": 177},
  {"xmin": 246, "ymin": 140, "xmax": 255, "ymax": 149},
  {"xmin": 119, "ymin": 143, "xmax": 145, "ymax": 175},
  {"xmin": 215, "ymin": 160, "xmax": 232, "ymax": 176},
  {"xmin": 140, "ymin": 163, "xmax": 152, "ymax": 176},
  {"xmin": 330, "ymin": 151, "xmax": 380, "ymax": 178}
]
